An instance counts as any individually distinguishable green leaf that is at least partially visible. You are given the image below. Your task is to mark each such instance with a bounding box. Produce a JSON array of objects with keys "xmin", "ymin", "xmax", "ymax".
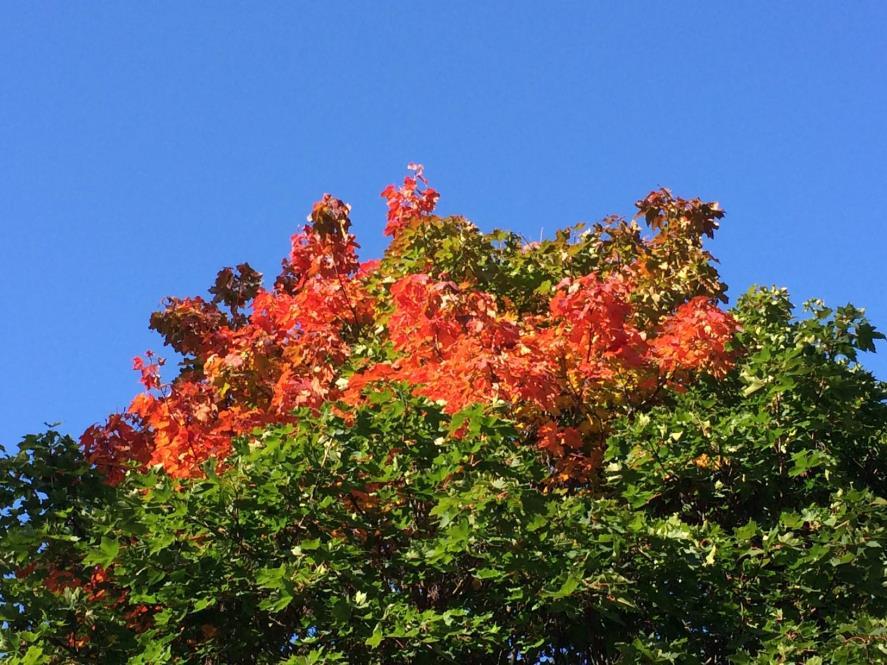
[
  {"xmin": 548, "ymin": 573, "xmax": 581, "ymax": 599},
  {"xmin": 83, "ymin": 536, "xmax": 119, "ymax": 567},
  {"xmin": 365, "ymin": 625, "xmax": 384, "ymax": 648}
]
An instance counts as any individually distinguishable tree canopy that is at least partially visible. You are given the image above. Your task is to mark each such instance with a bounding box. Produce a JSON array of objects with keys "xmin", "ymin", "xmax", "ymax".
[{"xmin": 2, "ymin": 167, "xmax": 886, "ymax": 663}]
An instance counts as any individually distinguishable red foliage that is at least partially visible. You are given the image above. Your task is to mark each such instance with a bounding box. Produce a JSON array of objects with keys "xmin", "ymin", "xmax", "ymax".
[
  {"xmin": 40, "ymin": 564, "xmax": 156, "ymax": 649},
  {"xmin": 83, "ymin": 167, "xmax": 738, "ymax": 482},
  {"xmin": 651, "ymin": 296, "xmax": 738, "ymax": 380},
  {"xmin": 380, "ymin": 163, "xmax": 440, "ymax": 237},
  {"xmin": 132, "ymin": 351, "xmax": 164, "ymax": 391}
]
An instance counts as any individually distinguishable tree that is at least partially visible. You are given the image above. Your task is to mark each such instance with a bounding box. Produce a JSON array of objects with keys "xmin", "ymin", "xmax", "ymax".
[{"xmin": 2, "ymin": 167, "xmax": 885, "ymax": 663}]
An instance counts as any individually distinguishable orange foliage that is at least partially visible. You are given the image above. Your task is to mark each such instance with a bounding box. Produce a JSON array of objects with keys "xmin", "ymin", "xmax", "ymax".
[
  {"xmin": 380, "ymin": 163, "xmax": 440, "ymax": 237},
  {"xmin": 83, "ymin": 167, "xmax": 738, "ymax": 482}
]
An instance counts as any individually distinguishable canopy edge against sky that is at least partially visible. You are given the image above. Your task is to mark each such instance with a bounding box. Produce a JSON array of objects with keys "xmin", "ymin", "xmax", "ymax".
[{"xmin": 1, "ymin": 2, "xmax": 885, "ymax": 446}]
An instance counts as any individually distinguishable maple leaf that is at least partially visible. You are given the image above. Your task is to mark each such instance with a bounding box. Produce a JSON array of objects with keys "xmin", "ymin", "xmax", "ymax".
[{"xmin": 84, "ymin": 169, "xmax": 740, "ymax": 483}]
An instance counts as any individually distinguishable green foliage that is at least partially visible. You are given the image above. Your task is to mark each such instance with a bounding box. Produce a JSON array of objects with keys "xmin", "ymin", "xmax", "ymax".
[
  {"xmin": 605, "ymin": 287, "xmax": 887, "ymax": 661},
  {"xmin": 378, "ymin": 209, "xmax": 726, "ymax": 318},
  {"xmin": 2, "ymin": 287, "xmax": 886, "ymax": 663}
]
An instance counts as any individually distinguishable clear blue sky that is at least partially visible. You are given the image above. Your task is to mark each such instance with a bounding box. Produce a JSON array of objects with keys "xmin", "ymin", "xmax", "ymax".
[{"xmin": 2, "ymin": 3, "xmax": 886, "ymax": 448}]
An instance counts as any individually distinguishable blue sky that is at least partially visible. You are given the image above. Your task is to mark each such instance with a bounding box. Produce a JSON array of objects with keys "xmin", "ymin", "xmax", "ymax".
[{"xmin": 2, "ymin": 2, "xmax": 885, "ymax": 447}]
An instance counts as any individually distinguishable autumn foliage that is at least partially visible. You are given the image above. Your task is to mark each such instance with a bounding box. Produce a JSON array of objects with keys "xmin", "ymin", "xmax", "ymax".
[
  {"xmin": 83, "ymin": 165, "xmax": 737, "ymax": 483},
  {"xmin": 7, "ymin": 168, "xmax": 884, "ymax": 664}
]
